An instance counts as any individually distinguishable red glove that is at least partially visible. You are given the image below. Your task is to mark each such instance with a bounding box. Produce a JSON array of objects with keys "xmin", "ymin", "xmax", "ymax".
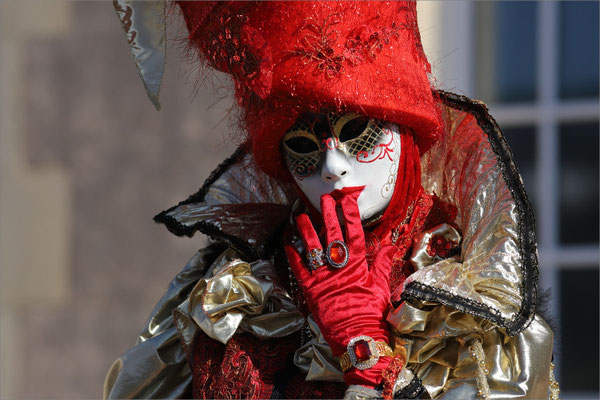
[{"xmin": 285, "ymin": 188, "xmax": 395, "ymax": 387}]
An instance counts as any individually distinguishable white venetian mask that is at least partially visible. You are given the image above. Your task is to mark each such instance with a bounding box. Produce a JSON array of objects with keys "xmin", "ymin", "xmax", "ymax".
[{"xmin": 282, "ymin": 112, "xmax": 401, "ymax": 220}]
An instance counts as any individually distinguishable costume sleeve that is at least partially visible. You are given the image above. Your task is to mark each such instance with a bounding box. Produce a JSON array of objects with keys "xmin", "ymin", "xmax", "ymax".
[
  {"xmin": 103, "ymin": 246, "xmax": 221, "ymax": 399},
  {"xmin": 388, "ymin": 301, "xmax": 555, "ymax": 399}
]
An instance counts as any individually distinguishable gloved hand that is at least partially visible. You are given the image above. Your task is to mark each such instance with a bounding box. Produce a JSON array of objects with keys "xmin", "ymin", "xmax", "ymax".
[{"xmin": 285, "ymin": 188, "xmax": 396, "ymax": 387}]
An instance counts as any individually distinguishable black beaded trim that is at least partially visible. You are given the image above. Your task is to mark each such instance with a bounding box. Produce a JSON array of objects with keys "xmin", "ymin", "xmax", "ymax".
[
  {"xmin": 401, "ymin": 91, "xmax": 539, "ymax": 336},
  {"xmin": 399, "ymin": 282, "xmax": 505, "ymax": 327},
  {"xmin": 153, "ymin": 145, "xmax": 264, "ymax": 258}
]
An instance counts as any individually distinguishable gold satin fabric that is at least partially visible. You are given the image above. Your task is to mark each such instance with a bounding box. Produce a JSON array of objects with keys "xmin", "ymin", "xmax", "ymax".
[
  {"xmin": 388, "ymin": 301, "xmax": 554, "ymax": 399},
  {"xmin": 104, "ymin": 248, "xmax": 305, "ymax": 399},
  {"xmin": 176, "ymin": 249, "xmax": 304, "ymax": 345},
  {"xmin": 417, "ymin": 104, "xmax": 527, "ymax": 324},
  {"xmin": 103, "ymin": 99, "xmax": 555, "ymax": 399}
]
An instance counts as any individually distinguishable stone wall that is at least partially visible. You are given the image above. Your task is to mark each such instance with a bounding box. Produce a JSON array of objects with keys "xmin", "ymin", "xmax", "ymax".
[{"xmin": 1, "ymin": 1, "xmax": 236, "ymax": 397}]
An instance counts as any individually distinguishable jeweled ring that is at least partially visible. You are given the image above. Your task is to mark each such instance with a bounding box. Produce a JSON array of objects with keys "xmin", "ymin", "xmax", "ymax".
[
  {"xmin": 326, "ymin": 240, "xmax": 349, "ymax": 268},
  {"xmin": 306, "ymin": 248, "xmax": 325, "ymax": 271}
]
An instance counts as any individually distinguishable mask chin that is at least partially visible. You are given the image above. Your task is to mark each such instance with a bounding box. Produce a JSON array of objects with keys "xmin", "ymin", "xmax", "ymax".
[{"xmin": 289, "ymin": 124, "xmax": 402, "ymax": 222}]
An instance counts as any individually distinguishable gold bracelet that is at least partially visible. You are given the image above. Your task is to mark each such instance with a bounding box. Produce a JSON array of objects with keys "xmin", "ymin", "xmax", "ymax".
[{"xmin": 339, "ymin": 336, "xmax": 394, "ymax": 372}]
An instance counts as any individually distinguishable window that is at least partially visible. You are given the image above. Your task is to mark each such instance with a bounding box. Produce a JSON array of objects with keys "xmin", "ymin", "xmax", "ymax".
[
  {"xmin": 473, "ymin": 2, "xmax": 599, "ymax": 397},
  {"xmin": 421, "ymin": 0, "xmax": 600, "ymax": 396}
]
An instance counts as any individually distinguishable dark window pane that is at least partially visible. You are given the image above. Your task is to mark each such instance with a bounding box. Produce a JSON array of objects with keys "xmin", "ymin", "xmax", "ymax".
[
  {"xmin": 503, "ymin": 126, "xmax": 537, "ymax": 212},
  {"xmin": 475, "ymin": 2, "xmax": 537, "ymax": 103},
  {"xmin": 559, "ymin": 122, "xmax": 599, "ymax": 244},
  {"xmin": 559, "ymin": 1, "xmax": 600, "ymax": 99},
  {"xmin": 559, "ymin": 268, "xmax": 599, "ymax": 392}
]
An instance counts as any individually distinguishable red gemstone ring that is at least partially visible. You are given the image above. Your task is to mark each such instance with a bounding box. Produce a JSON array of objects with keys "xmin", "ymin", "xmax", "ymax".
[
  {"xmin": 326, "ymin": 240, "xmax": 349, "ymax": 268},
  {"xmin": 306, "ymin": 248, "xmax": 325, "ymax": 271}
]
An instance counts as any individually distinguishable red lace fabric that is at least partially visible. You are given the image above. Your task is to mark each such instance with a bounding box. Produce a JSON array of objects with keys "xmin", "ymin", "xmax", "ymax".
[{"xmin": 191, "ymin": 331, "xmax": 346, "ymax": 399}]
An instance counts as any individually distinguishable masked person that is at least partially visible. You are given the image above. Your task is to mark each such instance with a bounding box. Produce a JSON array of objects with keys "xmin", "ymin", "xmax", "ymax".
[{"xmin": 105, "ymin": 2, "xmax": 559, "ymax": 399}]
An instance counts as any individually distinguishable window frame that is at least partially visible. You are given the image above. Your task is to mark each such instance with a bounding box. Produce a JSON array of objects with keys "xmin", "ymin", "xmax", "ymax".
[{"xmin": 428, "ymin": 1, "xmax": 599, "ymax": 397}]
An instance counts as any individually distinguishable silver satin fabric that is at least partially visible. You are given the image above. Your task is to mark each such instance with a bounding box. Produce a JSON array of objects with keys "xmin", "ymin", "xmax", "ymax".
[
  {"xmin": 163, "ymin": 152, "xmax": 294, "ymax": 251},
  {"xmin": 104, "ymin": 248, "xmax": 305, "ymax": 399},
  {"xmin": 418, "ymin": 105, "xmax": 526, "ymax": 323},
  {"xmin": 201, "ymin": 153, "xmax": 292, "ymax": 207},
  {"xmin": 103, "ymin": 249, "xmax": 210, "ymax": 399},
  {"xmin": 114, "ymin": 0, "xmax": 166, "ymax": 110},
  {"xmin": 294, "ymin": 315, "xmax": 345, "ymax": 382}
]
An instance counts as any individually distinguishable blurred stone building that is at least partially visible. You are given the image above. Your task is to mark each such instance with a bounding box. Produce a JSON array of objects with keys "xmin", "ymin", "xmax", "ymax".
[{"xmin": 0, "ymin": 1, "xmax": 237, "ymax": 397}]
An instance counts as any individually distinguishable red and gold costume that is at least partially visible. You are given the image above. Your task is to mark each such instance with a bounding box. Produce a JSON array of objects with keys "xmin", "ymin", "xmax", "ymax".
[{"xmin": 105, "ymin": 2, "xmax": 558, "ymax": 399}]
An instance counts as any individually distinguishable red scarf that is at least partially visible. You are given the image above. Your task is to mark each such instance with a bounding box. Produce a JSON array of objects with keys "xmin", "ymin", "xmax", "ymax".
[{"xmin": 372, "ymin": 130, "xmax": 423, "ymax": 241}]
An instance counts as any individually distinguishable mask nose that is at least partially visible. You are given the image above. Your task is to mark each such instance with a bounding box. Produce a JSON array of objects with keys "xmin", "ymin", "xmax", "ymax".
[{"xmin": 321, "ymin": 148, "xmax": 350, "ymax": 182}]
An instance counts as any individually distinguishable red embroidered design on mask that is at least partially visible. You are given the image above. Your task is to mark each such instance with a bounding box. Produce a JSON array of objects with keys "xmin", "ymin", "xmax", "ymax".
[
  {"xmin": 356, "ymin": 126, "xmax": 395, "ymax": 163},
  {"xmin": 322, "ymin": 136, "xmax": 339, "ymax": 150}
]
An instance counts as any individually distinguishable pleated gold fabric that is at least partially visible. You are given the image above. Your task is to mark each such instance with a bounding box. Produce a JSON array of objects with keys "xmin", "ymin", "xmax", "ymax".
[
  {"xmin": 175, "ymin": 249, "xmax": 304, "ymax": 345},
  {"xmin": 388, "ymin": 301, "xmax": 554, "ymax": 399}
]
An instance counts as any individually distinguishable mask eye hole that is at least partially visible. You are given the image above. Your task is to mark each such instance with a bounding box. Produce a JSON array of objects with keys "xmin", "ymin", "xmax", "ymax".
[
  {"xmin": 333, "ymin": 113, "xmax": 369, "ymax": 142},
  {"xmin": 339, "ymin": 116, "xmax": 369, "ymax": 142},
  {"xmin": 283, "ymin": 135, "xmax": 320, "ymax": 154},
  {"xmin": 282, "ymin": 130, "xmax": 321, "ymax": 178}
]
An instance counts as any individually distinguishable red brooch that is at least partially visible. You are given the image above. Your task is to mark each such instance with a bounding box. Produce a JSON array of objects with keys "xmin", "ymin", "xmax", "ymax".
[{"xmin": 426, "ymin": 234, "xmax": 458, "ymax": 258}]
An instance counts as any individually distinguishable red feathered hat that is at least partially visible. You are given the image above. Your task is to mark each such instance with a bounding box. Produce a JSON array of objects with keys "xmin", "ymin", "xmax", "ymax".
[{"xmin": 177, "ymin": 1, "xmax": 441, "ymax": 179}]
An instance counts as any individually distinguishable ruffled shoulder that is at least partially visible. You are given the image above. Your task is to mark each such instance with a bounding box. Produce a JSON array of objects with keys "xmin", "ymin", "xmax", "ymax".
[
  {"xmin": 400, "ymin": 91, "xmax": 539, "ymax": 336},
  {"xmin": 154, "ymin": 146, "xmax": 296, "ymax": 259}
]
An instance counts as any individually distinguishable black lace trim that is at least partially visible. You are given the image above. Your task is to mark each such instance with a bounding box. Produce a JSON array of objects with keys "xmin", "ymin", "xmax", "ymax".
[
  {"xmin": 400, "ymin": 282, "xmax": 505, "ymax": 326},
  {"xmin": 400, "ymin": 91, "xmax": 539, "ymax": 336},
  {"xmin": 155, "ymin": 92, "xmax": 539, "ymax": 335},
  {"xmin": 157, "ymin": 144, "xmax": 247, "ymax": 213},
  {"xmin": 153, "ymin": 145, "xmax": 259, "ymax": 258}
]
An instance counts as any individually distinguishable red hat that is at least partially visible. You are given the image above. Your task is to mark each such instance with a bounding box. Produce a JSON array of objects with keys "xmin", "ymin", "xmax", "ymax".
[{"xmin": 177, "ymin": 1, "xmax": 441, "ymax": 179}]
